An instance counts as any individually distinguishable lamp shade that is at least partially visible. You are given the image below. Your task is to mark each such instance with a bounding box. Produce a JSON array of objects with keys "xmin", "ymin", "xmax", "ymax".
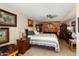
[
  {"xmin": 21, "ymin": 29, "xmax": 25, "ymax": 33},
  {"xmin": 67, "ymin": 26, "xmax": 73, "ymax": 31}
]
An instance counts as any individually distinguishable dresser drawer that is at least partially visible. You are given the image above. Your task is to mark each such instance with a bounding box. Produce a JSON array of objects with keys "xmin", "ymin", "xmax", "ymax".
[
  {"xmin": 22, "ymin": 41, "xmax": 29, "ymax": 45},
  {"xmin": 17, "ymin": 38, "xmax": 30, "ymax": 54}
]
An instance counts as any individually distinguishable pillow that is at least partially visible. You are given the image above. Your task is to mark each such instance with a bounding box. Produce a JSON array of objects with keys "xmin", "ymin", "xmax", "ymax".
[
  {"xmin": 28, "ymin": 31, "xmax": 35, "ymax": 35},
  {"xmin": 34, "ymin": 30, "xmax": 39, "ymax": 35},
  {"xmin": 72, "ymin": 32, "xmax": 76, "ymax": 39}
]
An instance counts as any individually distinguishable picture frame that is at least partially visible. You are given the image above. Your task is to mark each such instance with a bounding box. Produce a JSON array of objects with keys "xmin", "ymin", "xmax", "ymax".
[
  {"xmin": 71, "ymin": 20, "xmax": 76, "ymax": 32},
  {"xmin": 0, "ymin": 28, "xmax": 9, "ymax": 44},
  {"xmin": 71, "ymin": 21, "xmax": 75, "ymax": 26},
  {"xmin": 0, "ymin": 9, "xmax": 17, "ymax": 27},
  {"xmin": 28, "ymin": 19, "xmax": 33, "ymax": 27},
  {"xmin": 78, "ymin": 17, "xmax": 79, "ymax": 33}
]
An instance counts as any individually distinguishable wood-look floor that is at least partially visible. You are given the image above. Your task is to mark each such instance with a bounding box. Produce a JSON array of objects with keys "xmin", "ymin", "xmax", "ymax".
[{"xmin": 20, "ymin": 39, "xmax": 76, "ymax": 56}]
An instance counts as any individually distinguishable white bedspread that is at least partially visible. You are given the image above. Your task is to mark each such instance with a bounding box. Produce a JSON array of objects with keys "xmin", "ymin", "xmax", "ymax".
[{"xmin": 28, "ymin": 34, "xmax": 60, "ymax": 52}]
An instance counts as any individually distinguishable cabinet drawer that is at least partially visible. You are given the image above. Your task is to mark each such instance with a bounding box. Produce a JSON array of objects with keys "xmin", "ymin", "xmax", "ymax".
[
  {"xmin": 17, "ymin": 38, "xmax": 30, "ymax": 54},
  {"xmin": 22, "ymin": 45, "xmax": 29, "ymax": 48},
  {"xmin": 22, "ymin": 41, "xmax": 29, "ymax": 45}
]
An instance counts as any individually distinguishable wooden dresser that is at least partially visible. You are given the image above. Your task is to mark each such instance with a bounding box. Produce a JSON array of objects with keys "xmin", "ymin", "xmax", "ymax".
[{"xmin": 17, "ymin": 37, "xmax": 30, "ymax": 54}]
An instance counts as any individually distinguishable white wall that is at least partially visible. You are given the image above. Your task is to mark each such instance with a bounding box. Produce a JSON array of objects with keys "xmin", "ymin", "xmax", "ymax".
[
  {"xmin": 62, "ymin": 6, "xmax": 77, "ymax": 55},
  {"xmin": 76, "ymin": 4, "xmax": 79, "ymax": 56},
  {"xmin": 63, "ymin": 6, "xmax": 76, "ymax": 26},
  {"xmin": 63, "ymin": 7, "xmax": 76, "ymax": 21},
  {"xmin": 0, "ymin": 4, "xmax": 28, "ymax": 46},
  {"xmin": 65, "ymin": 19, "xmax": 76, "ymax": 27}
]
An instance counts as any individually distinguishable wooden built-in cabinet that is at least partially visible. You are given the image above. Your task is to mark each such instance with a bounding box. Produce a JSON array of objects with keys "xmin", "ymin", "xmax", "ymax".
[{"xmin": 40, "ymin": 21, "xmax": 61, "ymax": 33}]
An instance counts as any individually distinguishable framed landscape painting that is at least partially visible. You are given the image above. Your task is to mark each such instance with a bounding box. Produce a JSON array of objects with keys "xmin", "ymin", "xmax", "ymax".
[
  {"xmin": 78, "ymin": 17, "xmax": 79, "ymax": 33},
  {"xmin": 0, "ymin": 28, "xmax": 9, "ymax": 44},
  {"xmin": 0, "ymin": 9, "xmax": 17, "ymax": 27}
]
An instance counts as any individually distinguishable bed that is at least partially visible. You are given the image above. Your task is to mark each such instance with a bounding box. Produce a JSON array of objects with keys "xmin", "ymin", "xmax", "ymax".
[{"xmin": 28, "ymin": 33, "xmax": 60, "ymax": 52}]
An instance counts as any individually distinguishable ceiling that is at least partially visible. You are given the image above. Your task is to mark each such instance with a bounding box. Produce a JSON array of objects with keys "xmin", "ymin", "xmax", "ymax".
[{"xmin": 4, "ymin": 3, "xmax": 76, "ymax": 21}]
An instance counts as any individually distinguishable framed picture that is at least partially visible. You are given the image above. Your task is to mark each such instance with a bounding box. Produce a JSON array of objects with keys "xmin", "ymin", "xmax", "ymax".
[
  {"xmin": 71, "ymin": 20, "xmax": 76, "ymax": 32},
  {"xmin": 0, "ymin": 9, "xmax": 17, "ymax": 27},
  {"xmin": 71, "ymin": 21, "xmax": 75, "ymax": 26},
  {"xmin": 0, "ymin": 28, "xmax": 9, "ymax": 44},
  {"xmin": 28, "ymin": 19, "xmax": 33, "ymax": 27},
  {"xmin": 78, "ymin": 17, "xmax": 79, "ymax": 32}
]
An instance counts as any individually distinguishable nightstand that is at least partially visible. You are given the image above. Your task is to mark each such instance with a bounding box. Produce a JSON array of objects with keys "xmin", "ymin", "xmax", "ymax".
[{"xmin": 17, "ymin": 37, "xmax": 30, "ymax": 54}]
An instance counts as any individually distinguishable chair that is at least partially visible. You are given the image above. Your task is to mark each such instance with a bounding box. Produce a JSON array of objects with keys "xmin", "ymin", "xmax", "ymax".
[{"xmin": 69, "ymin": 39, "xmax": 76, "ymax": 49}]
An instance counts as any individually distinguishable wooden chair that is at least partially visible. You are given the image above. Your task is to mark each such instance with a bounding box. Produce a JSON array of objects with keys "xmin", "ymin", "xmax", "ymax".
[{"xmin": 69, "ymin": 39, "xmax": 76, "ymax": 50}]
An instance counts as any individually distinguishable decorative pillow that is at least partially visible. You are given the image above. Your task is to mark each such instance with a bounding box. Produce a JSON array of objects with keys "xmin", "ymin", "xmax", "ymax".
[
  {"xmin": 28, "ymin": 31, "xmax": 35, "ymax": 35},
  {"xmin": 34, "ymin": 30, "xmax": 39, "ymax": 35},
  {"xmin": 72, "ymin": 32, "xmax": 76, "ymax": 39}
]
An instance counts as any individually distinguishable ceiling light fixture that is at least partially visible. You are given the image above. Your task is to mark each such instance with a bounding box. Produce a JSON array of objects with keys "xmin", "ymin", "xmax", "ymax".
[{"xmin": 46, "ymin": 14, "xmax": 57, "ymax": 19}]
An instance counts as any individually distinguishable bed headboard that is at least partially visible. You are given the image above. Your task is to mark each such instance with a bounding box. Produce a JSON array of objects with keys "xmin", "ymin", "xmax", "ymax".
[{"xmin": 43, "ymin": 32, "xmax": 57, "ymax": 35}]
